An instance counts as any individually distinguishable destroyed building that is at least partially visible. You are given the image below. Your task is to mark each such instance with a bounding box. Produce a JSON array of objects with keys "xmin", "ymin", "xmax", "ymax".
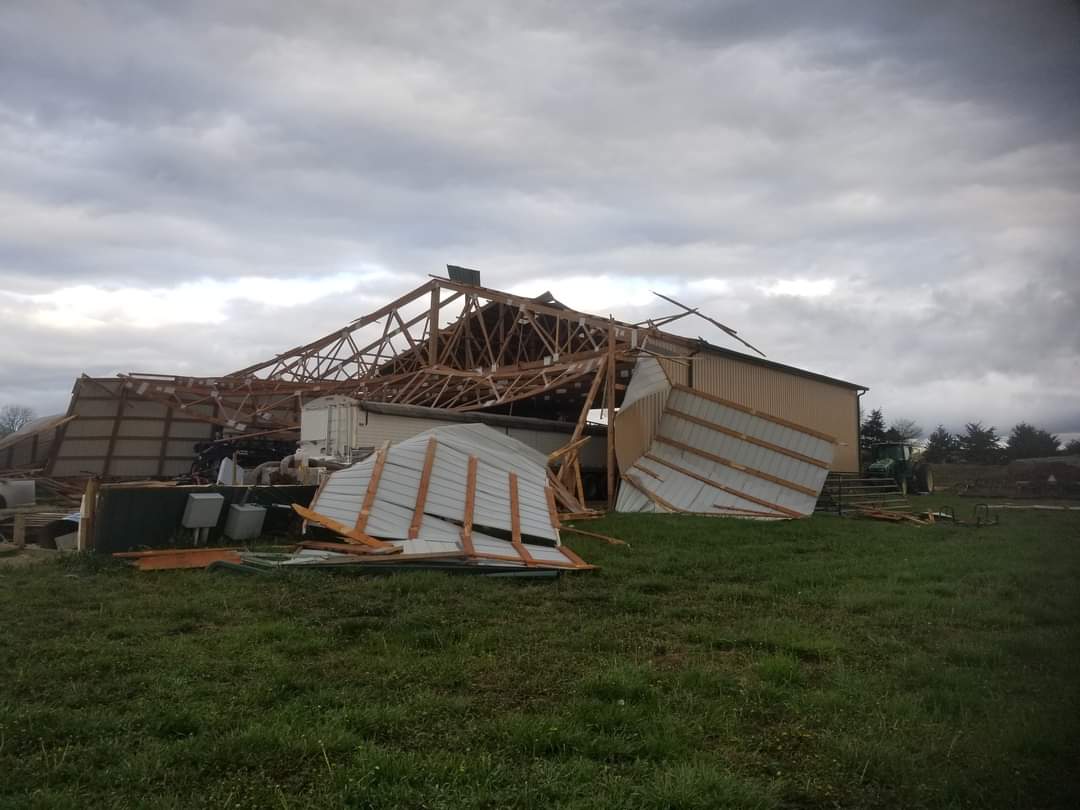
[{"xmin": 4, "ymin": 268, "xmax": 866, "ymax": 517}]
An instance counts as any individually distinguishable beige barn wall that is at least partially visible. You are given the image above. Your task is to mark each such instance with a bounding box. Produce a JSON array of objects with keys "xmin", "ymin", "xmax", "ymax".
[
  {"xmin": 49, "ymin": 378, "xmax": 216, "ymax": 478},
  {"xmin": 0, "ymin": 432, "xmax": 55, "ymax": 470},
  {"xmin": 640, "ymin": 339, "xmax": 861, "ymax": 473}
]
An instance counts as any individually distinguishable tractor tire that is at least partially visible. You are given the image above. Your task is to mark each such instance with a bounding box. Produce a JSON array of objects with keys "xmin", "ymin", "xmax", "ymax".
[{"xmin": 918, "ymin": 467, "xmax": 935, "ymax": 494}]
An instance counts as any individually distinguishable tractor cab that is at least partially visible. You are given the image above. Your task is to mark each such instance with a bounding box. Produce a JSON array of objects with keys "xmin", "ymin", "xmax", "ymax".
[{"xmin": 871, "ymin": 442, "xmax": 912, "ymax": 463}]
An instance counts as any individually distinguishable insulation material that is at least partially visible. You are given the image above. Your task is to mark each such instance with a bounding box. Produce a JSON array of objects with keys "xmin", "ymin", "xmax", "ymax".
[
  {"xmin": 616, "ymin": 383, "xmax": 835, "ymax": 520},
  {"xmin": 303, "ymin": 423, "xmax": 592, "ymax": 571}
]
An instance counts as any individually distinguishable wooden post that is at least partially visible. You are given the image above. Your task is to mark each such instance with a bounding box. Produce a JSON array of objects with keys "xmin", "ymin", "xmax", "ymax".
[
  {"xmin": 13, "ymin": 512, "xmax": 26, "ymax": 549},
  {"xmin": 428, "ymin": 286, "xmax": 439, "ymax": 366},
  {"xmin": 605, "ymin": 318, "xmax": 617, "ymax": 510},
  {"xmin": 156, "ymin": 405, "xmax": 174, "ymax": 477},
  {"xmin": 102, "ymin": 388, "xmax": 127, "ymax": 478},
  {"xmin": 80, "ymin": 478, "xmax": 99, "ymax": 552}
]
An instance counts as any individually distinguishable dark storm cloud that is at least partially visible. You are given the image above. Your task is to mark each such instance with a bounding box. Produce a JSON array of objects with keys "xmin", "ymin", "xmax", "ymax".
[{"xmin": 1, "ymin": 1, "xmax": 1078, "ymax": 438}]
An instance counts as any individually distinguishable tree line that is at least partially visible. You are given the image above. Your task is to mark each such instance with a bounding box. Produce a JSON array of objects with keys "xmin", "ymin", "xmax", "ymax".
[{"xmin": 861, "ymin": 408, "xmax": 1079, "ymax": 464}]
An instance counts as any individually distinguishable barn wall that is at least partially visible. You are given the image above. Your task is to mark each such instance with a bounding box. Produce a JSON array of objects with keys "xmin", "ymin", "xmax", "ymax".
[
  {"xmin": 689, "ymin": 354, "xmax": 860, "ymax": 473},
  {"xmin": 636, "ymin": 339, "xmax": 861, "ymax": 474},
  {"xmin": 0, "ymin": 431, "xmax": 55, "ymax": 470},
  {"xmin": 48, "ymin": 378, "xmax": 216, "ymax": 478}
]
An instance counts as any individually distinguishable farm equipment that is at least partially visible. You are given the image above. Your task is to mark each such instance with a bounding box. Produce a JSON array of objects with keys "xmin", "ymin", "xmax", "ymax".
[{"xmin": 865, "ymin": 442, "xmax": 934, "ymax": 495}]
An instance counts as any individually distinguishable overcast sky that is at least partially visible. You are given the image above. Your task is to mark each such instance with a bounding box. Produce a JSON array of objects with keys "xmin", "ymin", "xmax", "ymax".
[{"xmin": 2, "ymin": 1, "xmax": 1078, "ymax": 440}]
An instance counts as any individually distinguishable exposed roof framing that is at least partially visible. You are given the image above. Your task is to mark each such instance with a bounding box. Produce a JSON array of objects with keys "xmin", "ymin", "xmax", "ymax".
[{"xmin": 67, "ymin": 275, "xmax": 860, "ymax": 458}]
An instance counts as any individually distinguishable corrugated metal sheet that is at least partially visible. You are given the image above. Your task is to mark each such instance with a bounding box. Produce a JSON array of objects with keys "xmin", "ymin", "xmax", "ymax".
[
  {"xmin": 644, "ymin": 337, "xmax": 691, "ymax": 386},
  {"xmin": 335, "ymin": 411, "xmax": 607, "ymax": 469},
  {"xmin": 613, "ymin": 355, "xmax": 670, "ymax": 472},
  {"xmin": 309, "ymin": 423, "xmax": 586, "ymax": 570},
  {"xmin": 621, "ymin": 356, "xmax": 670, "ymax": 408},
  {"xmin": 615, "ymin": 386, "xmax": 835, "ymax": 519},
  {"xmin": 688, "ymin": 354, "xmax": 859, "ymax": 473}
]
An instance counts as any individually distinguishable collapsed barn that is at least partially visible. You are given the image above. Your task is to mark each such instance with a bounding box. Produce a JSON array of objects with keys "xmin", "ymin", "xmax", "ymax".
[{"xmin": 4, "ymin": 269, "xmax": 866, "ymax": 519}]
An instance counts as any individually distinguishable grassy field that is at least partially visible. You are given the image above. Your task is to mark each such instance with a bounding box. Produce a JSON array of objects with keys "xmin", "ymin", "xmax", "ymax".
[{"xmin": 2, "ymin": 496, "xmax": 1079, "ymax": 809}]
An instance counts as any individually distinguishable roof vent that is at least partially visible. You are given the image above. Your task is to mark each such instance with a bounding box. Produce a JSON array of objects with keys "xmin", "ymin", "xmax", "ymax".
[{"xmin": 446, "ymin": 264, "xmax": 481, "ymax": 286}]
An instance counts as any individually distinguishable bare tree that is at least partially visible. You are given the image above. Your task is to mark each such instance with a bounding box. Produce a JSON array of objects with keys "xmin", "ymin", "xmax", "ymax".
[
  {"xmin": 887, "ymin": 418, "xmax": 923, "ymax": 442},
  {"xmin": 0, "ymin": 404, "xmax": 35, "ymax": 437}
]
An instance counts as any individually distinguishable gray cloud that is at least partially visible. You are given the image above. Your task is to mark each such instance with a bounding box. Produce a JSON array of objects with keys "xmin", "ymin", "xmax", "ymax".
[{"xmin": 1, "ymin": 0, "xmax": 1078, "ymax": 439}]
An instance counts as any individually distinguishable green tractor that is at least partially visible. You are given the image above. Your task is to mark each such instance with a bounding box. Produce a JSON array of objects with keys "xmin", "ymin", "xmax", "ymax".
[{"xmin": 866, "ymin": 442, "xmax": 934, "ymax": 495}]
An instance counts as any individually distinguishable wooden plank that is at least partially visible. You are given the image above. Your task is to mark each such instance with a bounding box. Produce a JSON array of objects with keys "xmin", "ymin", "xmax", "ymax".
[
  {"xmin": 670, "ymin": 384, "xmax": 838, "ymax": 443},
  {"xmin": 428, "ymin": 287, "xmax": 440, "ymax": 365},
  {"xmin": 508, "ymin": 472, "xmax": 534, "ymax": 566},
  {"xmin": 555, "ymin": 544, "xmax": 595, "ymax": 569},
  {"xmin": 560, "ymin": 526, "xmax": 626, "ymax": 545},
  {"xmin": 298, "ymin": 540, "xmax": 383, "ymax": 557},
  {"xmin": 355, "ymin": 441, "xmax": 390, "ymax": 532},
  {"xmin": 81, "ymin": 477, "xmax": 99, "ymax": 552},
  {"xmin": 559, "ymin": 364, "xmax": 606, "ymax": 489},
  {"xmin": 653, "ymin": 435, "xmax": 819, "ymax": 497},
  {"xmin": 461, "ymin": 456, "xmax": 478, "ymax": 556},
  {"xmin": 132, "ymin": 548, "xmax": 241, "ymax": 571},
  {"xmin": 621, "ymin": 472, "xmax": 677, "ymax": 512},
  {"xmin": 545, "ymin": 486, "xmax": 560, "ymax": 529},
  {"xmin": 101, "ymin": 388, "xmax": 128, "ymax": 477},
  {"xmin": 547, "ymin": 436, "xmax": 590, "ymax": 464},
  {"xmin": 155, "ymin": 405, "xmax": 175, "ymax": 477},
  {"xmin": 470, "ymin": 551, "xmax": 586, "ymax": 570},
  {"xmin": 114, "ymin": 547, "xmax": 241, "ymax": 558},
  {"xmin": 642, "ymin": 451, "xmax": 800, "ymax": 518},
  {"xmin": 408, "ymin": 437, "xmax": 439, "ymax": 539},
  {"xmin": 665, "ymin": 407, "xmax": 829, "ymax": 468},
  {"xmin": 293, "ymin": 504, "xmax": 400, "ymax": 552}
]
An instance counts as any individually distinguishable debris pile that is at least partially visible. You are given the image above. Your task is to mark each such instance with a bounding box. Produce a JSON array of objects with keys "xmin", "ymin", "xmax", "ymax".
[{"xmin": 292, "ymin": 423, "xmax": 594, "ymax": 573}]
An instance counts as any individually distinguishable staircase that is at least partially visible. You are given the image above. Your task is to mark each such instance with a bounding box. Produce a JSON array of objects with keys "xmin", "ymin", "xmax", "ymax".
[{"xmin": 815, "ymin": 473, "xmax": 909, "ymax": 515}]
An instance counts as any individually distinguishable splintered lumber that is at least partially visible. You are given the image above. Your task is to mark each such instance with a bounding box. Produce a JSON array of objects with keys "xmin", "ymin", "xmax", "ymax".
[
  {"xmin": 120, "ymin": 548, "xmax": 242, "ymax": 571},
  {"xmin": 560, "ymin": 526, "xmax": 627, "ymax": 546},
  {"xmin": 856, "ymin": 507, "xmax": 930, "ymax": 525},
  {"xmin": 292, "ymin": 504, "xmax": 401, "ymax": 553},
  {"xmin": 558, "ymin": 510, "xmax": 604, "ymax": 522}
]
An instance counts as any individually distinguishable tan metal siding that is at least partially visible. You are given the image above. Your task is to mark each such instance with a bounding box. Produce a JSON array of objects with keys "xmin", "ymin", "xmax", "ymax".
[
  {"xmin": 689, "ymin": 355, "xmax": 860, "ymax": 473},
  {"xmin": 646, "ymin": 338, "xmax": 690, "ymax": 386},
  {"xmin": 49, "ymin": 378, "xmax": 215, "ymax": 478}
]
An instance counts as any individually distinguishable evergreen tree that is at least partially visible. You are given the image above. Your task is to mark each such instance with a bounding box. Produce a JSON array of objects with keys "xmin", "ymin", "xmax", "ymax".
[
  {"xmin": 1006, "ymin": 423, "xmax": 1060, "ymax": 460},
  {"xmin": 1063, "ymin": 438, "xmax": 1080, "ymax": 455},
  {"xmin": 923, "ymin": 425, "xmax": 957, "ymax": 463},
  {"xmin": 861, "ymin": 408, "xmax": 886, "ymax": 451},
  {"xmin": 958, "ymin": 422, "xmax": 1004, "ymax": 464}
]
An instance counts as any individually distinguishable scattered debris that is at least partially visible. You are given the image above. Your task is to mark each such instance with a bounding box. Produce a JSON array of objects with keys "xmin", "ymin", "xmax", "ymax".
[{"xmin": 856, "ymin": 507, "xmax": 931, "ymax": 525}]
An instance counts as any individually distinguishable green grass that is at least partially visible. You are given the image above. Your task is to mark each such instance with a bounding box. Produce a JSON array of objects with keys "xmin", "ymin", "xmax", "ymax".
[{"xmin": 2, "ymin": 495, "xmax": 1079, "ymax": 809}]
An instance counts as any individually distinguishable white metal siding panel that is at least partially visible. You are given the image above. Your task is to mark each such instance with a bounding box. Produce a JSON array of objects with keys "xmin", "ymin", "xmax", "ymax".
[
  {"xmin": 621, "ymin": 356, "xmax": 670, "ymax": 408},
  {"xmin": 310, "ymin": 423, "xmax": 560, "ymax": 546},
  {"xmin": 616, "ymin": 387, "xmax": 834, "ymax": 518}
]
